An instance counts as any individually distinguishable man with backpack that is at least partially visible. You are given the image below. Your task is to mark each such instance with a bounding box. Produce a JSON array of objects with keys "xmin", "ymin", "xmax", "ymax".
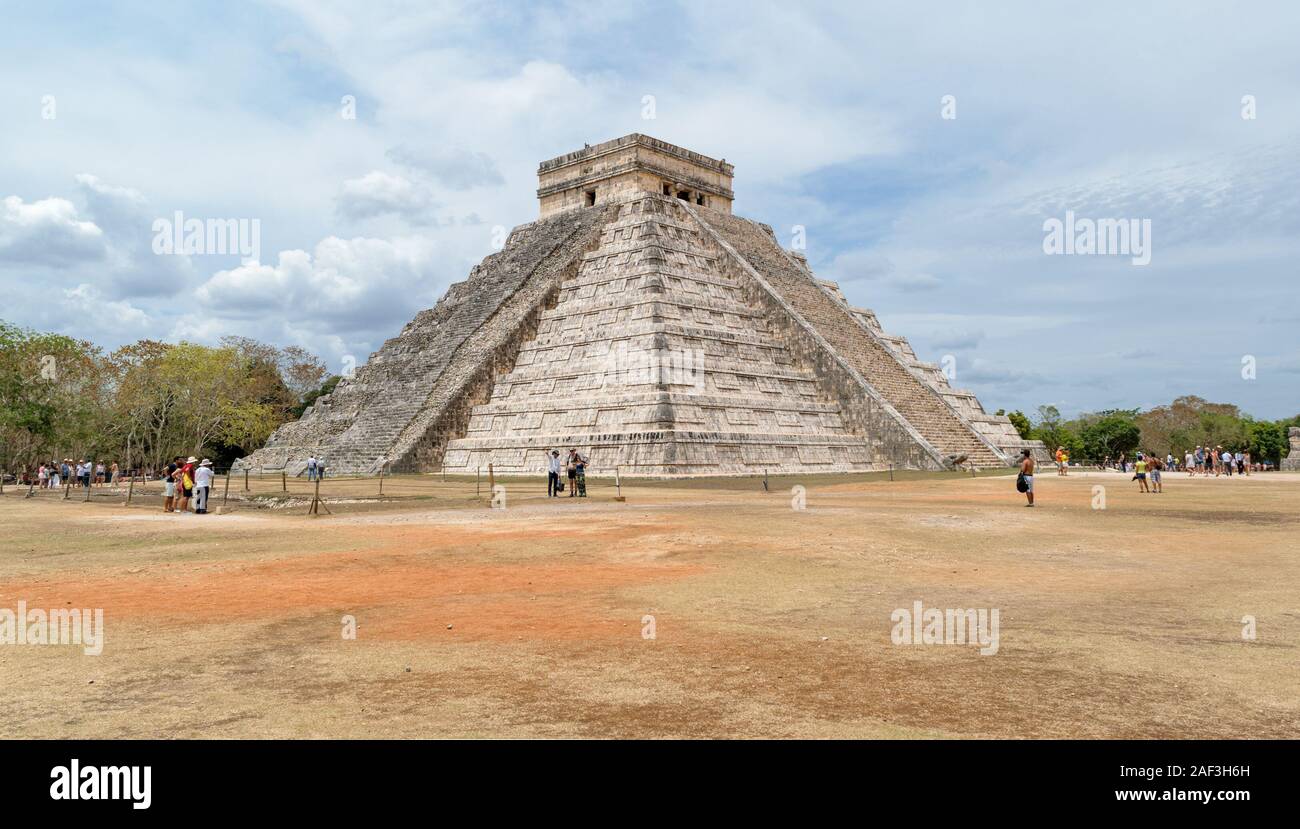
[{"xmin": 1017, "ymin": 449, "xmax": 1035, "ymax": 507}]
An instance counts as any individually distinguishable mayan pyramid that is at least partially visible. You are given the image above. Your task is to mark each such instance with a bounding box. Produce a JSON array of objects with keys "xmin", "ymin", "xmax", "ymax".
[{"xmin": 237, "ymin": 134, "xmax": 1042, "ymax": 476}]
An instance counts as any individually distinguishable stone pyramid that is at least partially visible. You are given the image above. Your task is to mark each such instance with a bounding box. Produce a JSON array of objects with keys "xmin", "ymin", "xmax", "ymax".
[{"xmin": 237, "ymin": 134, "xmax": 1041, "ymax": 476}]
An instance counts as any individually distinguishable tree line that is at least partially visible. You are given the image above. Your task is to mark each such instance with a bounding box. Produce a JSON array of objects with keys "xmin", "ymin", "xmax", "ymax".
[
  {"xmin": 4, "ymin": 317, "xmax": 1295, "ymax": 474},
  {"xmin": 0, "ymin": 319, "xmax": 340, "ymax": 474},
  {"xmin": 997, "ymin": 397, "xmax": 1298, "ymax": 465}
]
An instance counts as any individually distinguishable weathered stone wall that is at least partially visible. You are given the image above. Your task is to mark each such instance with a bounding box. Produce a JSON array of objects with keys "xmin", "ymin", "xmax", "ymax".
[
  {"xmin": 235, "ymin": 204, "xmax": 618, "ymax": 475},
  {"xmin": 441, "ymin": 194, "xmax": 875, "ymax": 476},
  {"xmin": 538, "ymin": 134, "xmax": 734, "ymax": 217},
  {"xmin": 816, "ymin": 279, "xmax": 1048, "ymax": 463},
  {"xmin": 689, "ymin": 205, "xmax": 1007, "ymax": 468},
  {"xmin": 1283, "ymin": 427, "xmax": 1300, "ymax": 471}
]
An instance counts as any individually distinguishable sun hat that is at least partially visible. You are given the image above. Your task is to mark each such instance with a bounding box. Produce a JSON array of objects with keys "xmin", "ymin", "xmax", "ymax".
[
  {"xmin": 199, "ymin": 459, "xmax": 212, "ymax": 467},
  {"xmin": 187, "ymin": 456, "xmax": 198, "ymax": 463}
]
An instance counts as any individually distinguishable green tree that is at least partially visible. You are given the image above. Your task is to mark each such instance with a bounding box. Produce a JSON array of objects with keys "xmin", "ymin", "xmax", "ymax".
[
  {"xmin": 1245, "ymin": 420, "xmax": 1287, "ymax": 465},
  {"xmin": 1080, "ymin": 413, "xmax": 1141, "ymax": 461},
  {"xmin": 1031, "ymin": 404, "xmax": 1082, "ymax": 455},
  {"xmin": 294, "ymin": 374, "xmax": 342, "ymax": 419},
  {"xmin": 0, "ymin": 321, "xmax": 109, "ymax": 472},
  {"xmin": 1005, "ymin": 410, "xmax": 1032, "ymax": 440}
]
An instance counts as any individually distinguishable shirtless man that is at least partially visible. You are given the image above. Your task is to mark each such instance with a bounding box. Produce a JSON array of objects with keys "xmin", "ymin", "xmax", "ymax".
[{"xmin": 1019, "ymin": 448, "xmax": 1035, "ymax": 507}]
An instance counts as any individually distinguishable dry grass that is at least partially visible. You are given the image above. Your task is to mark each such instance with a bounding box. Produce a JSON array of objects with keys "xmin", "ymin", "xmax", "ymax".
[{"xmin": 1, "ymin": 469, "xmax": 1297, "ymax": 738}]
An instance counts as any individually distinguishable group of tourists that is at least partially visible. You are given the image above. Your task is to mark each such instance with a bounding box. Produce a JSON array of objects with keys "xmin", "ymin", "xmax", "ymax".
[
  {"xmin": 1033, "ymin": 442, "xmax": 1260, "ymax": 503},
  {"xmin": 544, "ymin": 448, "xmax": 588, "ymax": 497},
  {"xmin": 161, "ymin": 456, "xmax": 216, "ymax": 515},
  {"xmin": 304, "ymin": 456, "xmax": 326, "ymax": 481},
  {"xmin": 1181, "ymin": 446, "xmax": 1252, "ymax": 477},
  {"xmin": 1053, "ymin": 447, "xmax": 1070, "ymax": 475},
  {"xmin": 1130, "ymin": 453, "xmax": 1166, "ymax": 493},
  {"xmin": 1059, "ymin": 447, "xmax": 1258, "ymax": 476},
  {"xmin": 35, "ymin": 460, "xmax": 119, "ymax": 489}
]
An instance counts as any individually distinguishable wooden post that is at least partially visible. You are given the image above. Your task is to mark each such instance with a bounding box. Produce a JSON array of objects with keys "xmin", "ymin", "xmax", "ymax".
[
  {"xmin": 243, "ymin": 468, "xmax": 249, "ymax": 492},
  {"xmin": 63, "ymin": 478, "xmax": 71, "ymax": 500},
  {"xmin": 889, "ymin": 463, "xmax": 894, "ymax": 482},
  {"xmin": 476, "ymin": 466, "xmax": 480, "ymax": 496},
  {"xmin": 308, "ymin": 475, "xmax": 332, "ymax": 516},
  {"xmin": 763, "ymin": 468, "xmax": 769, "ymax": 492},
  {"xmin": 222, "ymin": 469, "xmax": 231, "ymax": 505},
  {"xmin": 614, "ymin": 466, "xmax": 625, "ymax": 502},
  {"xmin": 126, "ymin": 476, "xmax": 134, "ymax": 506},
  {"xmin": 378, "ymin": 466, "xmax": 384, "ymax": 496},
  {"xmin": 488, "ymin": 463, "xmax": 495, "ymax": 496},
  {"xmin": 282, "ymin": 471, "xmax": 287, "ymax": 492},
  {"xmin": 26, "ymin": 480, "xmax": 35, "ymax": 498}
]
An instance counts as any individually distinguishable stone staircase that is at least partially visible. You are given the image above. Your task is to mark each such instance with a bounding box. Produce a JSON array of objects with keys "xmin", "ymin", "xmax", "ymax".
[
  {"xmin": 692, "ymin": 208, "xmax": 1007, "ymax": 469},
  {"xmin": 235, "ymin": 204, "xmax": 618, "ymax": 475}
]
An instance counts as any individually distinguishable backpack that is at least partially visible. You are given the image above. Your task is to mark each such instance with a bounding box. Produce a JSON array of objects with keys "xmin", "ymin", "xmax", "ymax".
[{"xmin": 1015, "ymin": 472, "xmax": 1028, "ymax": 493}]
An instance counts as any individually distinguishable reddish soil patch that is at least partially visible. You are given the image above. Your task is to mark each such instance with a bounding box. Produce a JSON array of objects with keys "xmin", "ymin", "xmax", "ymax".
[{"xmin": 0, "ymin": 525, "xmax": 704, "ymax": 642}]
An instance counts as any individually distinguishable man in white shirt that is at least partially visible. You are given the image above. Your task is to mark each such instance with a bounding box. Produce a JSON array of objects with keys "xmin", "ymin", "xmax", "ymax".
[
  {"xmin": 543, "ymin": 449, "xmax": 562, "ymax": 497},
  {"xmin": 194, "ymin": 459, "xmax": 214, "ymax": 514}
]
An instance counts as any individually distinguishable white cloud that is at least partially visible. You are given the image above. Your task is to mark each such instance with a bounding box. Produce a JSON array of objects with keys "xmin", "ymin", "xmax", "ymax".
[
  {"xmin": 336, "ymin": 171, "xmax": 437, "ymax": 224},
  {"xmin": 196, "ymin": 235, "xmax": 440, "ymax": 334},
  {"xmin": 386, "ymin": 144, "xmax": 504, "ymax": 190},
  {"xmin": 0, "ymin": 194, "xmax": 104, "ymax": 267},
  {"xmin": 62, "ymin": 283, "xmax": 151, "ymax": 330}
]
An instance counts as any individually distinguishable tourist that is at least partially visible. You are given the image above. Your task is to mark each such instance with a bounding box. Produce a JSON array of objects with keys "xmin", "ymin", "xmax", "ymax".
[
  {"xmin": 38, "ymin": 463, "xmax": 48, "ymax": 489},
  {"xmin": 544, "ymin": 449, "xmax": 562, "ymax": 497},
  {"xmin": 566, "ymin": 449, "xmax": 579, "ymax": 497},
  {"xmin": 110, "ymin": 461, "xmax": 119, "ymax": 486},
  {"xmin": 306, "ymin": 456, "xmax": 318, "ymax": 482},
  {"xmin": 1134, "ymin": 453, "xmax": 1150, "ymax": 493},
  {"xmin": 177, "ymin": 456, "xmax": 197, "ymax": 513},
  {"xmin": 1150, "ymin": 454, "xmax": 1163, "ymax": 493},
  {"xmin": 1184, "ymin": 449, "xmax": 1194, "ymax": 476},
  {"xmin": 575, "ymin": 451, "xmax": 588, "ymax": 497},
  {"xmin": 1243, "ymin": 450, "xmax": 1252, "ymax": 476},
  {"xmin": 1055, "ymin": 446, "xmax": 1065, "ymax": 476},
  {"xmin": 163, "ymin": 466, "xmax": 176, "ymax": 512},
  {"xmin": 1018, "ymin": 448, "xmax": 1035, "ymax": 507},
  {"xmin": 194, "ymin": 459, "xmax": 213, "ymax": 514}
]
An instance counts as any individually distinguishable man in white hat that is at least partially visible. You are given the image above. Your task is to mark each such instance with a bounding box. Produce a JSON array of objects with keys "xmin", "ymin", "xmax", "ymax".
[{"xmin": 194, "ymin": 459, "xmax": 214, "ymax": 514}]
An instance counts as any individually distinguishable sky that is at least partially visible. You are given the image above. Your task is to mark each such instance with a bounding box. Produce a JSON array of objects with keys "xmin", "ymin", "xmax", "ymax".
[{"xmin": 1, "ymin": 0, "xmax": 1297, "ymax": 419}]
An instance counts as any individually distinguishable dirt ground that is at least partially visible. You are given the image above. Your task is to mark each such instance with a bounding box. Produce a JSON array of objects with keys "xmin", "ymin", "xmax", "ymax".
[{"xmin": 1, "ymin": 468, "xmax": 1297, "ymax": 738}]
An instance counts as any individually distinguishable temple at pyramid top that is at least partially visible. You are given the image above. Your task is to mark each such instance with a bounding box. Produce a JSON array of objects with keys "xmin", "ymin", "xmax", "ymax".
[{"xmin": 537, "ymin": 134, "xmax": 735, "ymax": 217}]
